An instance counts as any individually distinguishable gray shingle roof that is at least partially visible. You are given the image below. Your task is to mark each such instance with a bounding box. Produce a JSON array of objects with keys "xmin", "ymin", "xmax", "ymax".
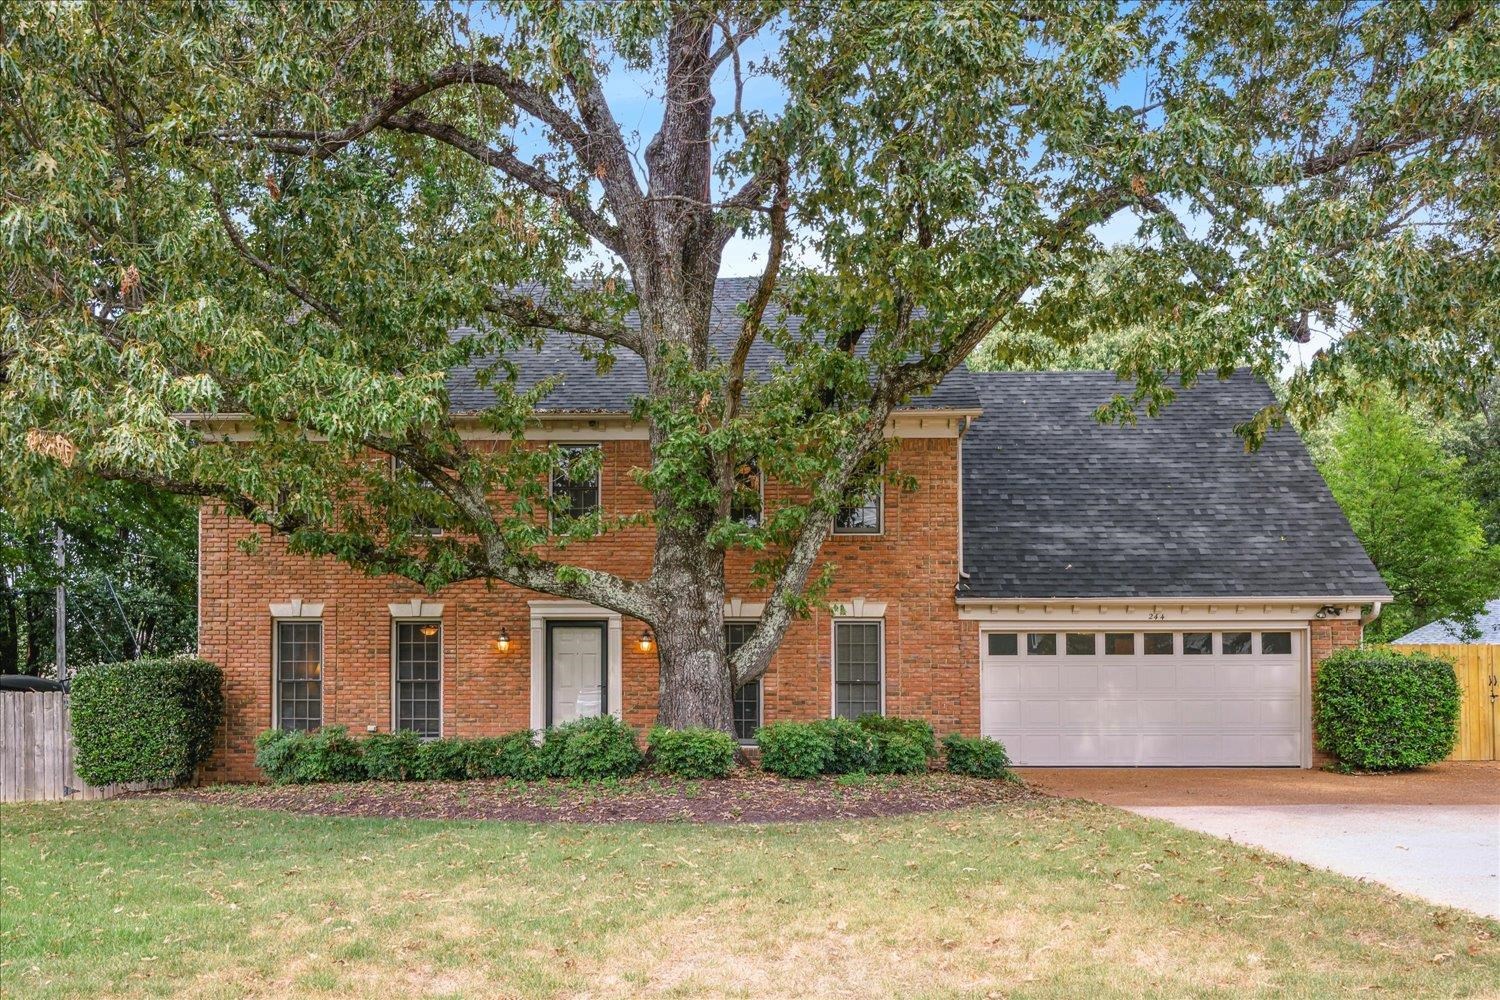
[
  {"xmin": 1393, "ymin": 600, "xmax": 1500, "ymax": 644},
  {"xmin": 960, "ymin": 370, "xmax": 1390, "ymax": 600},
  {"xmin": 447, "ymin": 277, "xmax": 981, "ymax": 414}
]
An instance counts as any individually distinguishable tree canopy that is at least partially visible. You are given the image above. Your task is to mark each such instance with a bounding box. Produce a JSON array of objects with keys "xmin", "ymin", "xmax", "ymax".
[{"xmin": 3, "ymin": 1, "xmax": 1496, "ymax": 726}]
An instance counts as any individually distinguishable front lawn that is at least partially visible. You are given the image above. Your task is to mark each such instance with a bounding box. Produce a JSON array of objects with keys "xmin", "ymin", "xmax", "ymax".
[{"xmin": 2, "ymin": 796, "xmax": 1495, "ymax": 998}]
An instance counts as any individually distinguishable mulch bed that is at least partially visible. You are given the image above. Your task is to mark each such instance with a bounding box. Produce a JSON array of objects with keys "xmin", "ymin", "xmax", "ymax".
[{"xmin": 148, "ymin": 770, "xmax": 1037, "ymax": 824}]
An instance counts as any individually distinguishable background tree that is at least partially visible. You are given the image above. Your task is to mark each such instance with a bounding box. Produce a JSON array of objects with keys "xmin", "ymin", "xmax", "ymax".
[
  {"xmin": 0, "ymin": 487, "xmax": 197, "ymax": 674},
  {"xmin": 1315, "ymin": 394, "xmax": 1498, "ymax": 642},
  {"xmin": 3, "ymin": 1, "xmax": 1495, "ymax": 729}
]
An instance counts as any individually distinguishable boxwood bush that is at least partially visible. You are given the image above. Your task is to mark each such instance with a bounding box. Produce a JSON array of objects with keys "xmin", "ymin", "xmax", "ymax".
[
  {"xmin": 71, "ymin": 658, "xmax": 224, "ymax": 785},
  {"xmin": 535, "ymin": 715, "xmax": 643, "ymax": 779},
  {"xmin": 942, "ymin": 733, "xmax": 1013, "ymax": 778},
  {"xmin": 255, "ymin": 726, "xmax": 364, "ymax": 784},
  {"xmin": 871, "ymin": 732, "xmax": 929, "ymax": 774},
  {"xmin": 756, "ymin": 721, "xmax": 832, "ymax": 778},
  {"xmin": 1315, "ymin": 647, "xmax": 1460, "ymax": 772},
  {"xmin": 648, "ymin": 726, "xmax": 737, "ymax": 778},
  {"xmin": 857, "ymin": 714, "xmax": 937, "ymax": 758},
  {"xmin": 361, "ymin": 730, "xmax": 422, "ymax": 781},
  {"xmin": 464, "ymin": 732, "xmax": 543, "ymax": 780},
  {"xmin": 414, "ymin": 736, "xmax": 470, "ymax": 781},
  {"xmin": 811, "ymin": 717, "xmax": 879, "ymax": 774}
]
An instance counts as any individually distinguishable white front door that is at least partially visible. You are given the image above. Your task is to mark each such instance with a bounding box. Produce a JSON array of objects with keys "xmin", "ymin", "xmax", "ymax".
[
  {"xmin": 549, "ymin": 623, "xmax": 605, "ymax": 725},
  {"xmin": 980, "ymin": 628, "xmax": 1305, "ymax": 766}
]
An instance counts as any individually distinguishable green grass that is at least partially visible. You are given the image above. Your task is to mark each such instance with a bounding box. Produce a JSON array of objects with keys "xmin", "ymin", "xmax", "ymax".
[{"xmin": 1, "ymin": 798, "xmax": 1495, "ymax": 998}]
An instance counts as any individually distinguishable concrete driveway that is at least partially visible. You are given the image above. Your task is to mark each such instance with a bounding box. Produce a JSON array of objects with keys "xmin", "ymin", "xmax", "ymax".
[{"xmin": 1021, "ymin": 763, "xmax": 1500, "ymax": 919}]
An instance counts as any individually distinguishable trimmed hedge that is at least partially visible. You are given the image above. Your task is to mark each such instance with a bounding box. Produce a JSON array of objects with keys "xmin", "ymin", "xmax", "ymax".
[
  {"xmin": 71, "ymin": 658, "xmax": 224, "ymax": 785},
  {"xmin": 535, "ymin": 715, "xmax": 643, "ymax": 779},
  {"xmin": 1314, "ymin": 647, "xmax": 1460, "ymax": 772},
  {"xmin": 872, "ymin": 733, "xmax": 929, "ymax": 774},
  {"xmin": 649, "ymin": 726, "xmax": 737, "ymax": 778},
  {"xmin": 943, "ymin": 733, "xmax": 1012, "ymax": 778},
  {"xmin": 361, "ymin": 730, "xmax": 423, "ymax": 780},
  {"xmin": 812, "ymin": 717, "xmax": 878, "ymax": 774},
  {"xmin": 756, "ymin": 721, "xmax": 832, "ymax": 778},
  {"xmin": 856, "ymin": 714, "xmax": 937, "ymax": 758}
]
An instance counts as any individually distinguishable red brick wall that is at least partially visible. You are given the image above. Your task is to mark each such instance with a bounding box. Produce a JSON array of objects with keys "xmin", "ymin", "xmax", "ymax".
[
  {"xmin": 199, "ymin": 436, "xmax": 967, "ymax": 781},
  {"xmin": 1308, "ymin": 616, "xmax": 1365, "ymax": 764}
]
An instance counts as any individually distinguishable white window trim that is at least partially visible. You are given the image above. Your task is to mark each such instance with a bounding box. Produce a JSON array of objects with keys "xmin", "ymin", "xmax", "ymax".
[
  {"xmin": 832, "ymin": 476, "xmax": 885, "ymax": 536},
  {"xmin": 527, "ymin": 600, "xmax": 623, "ymax": 732},
  {"xmin": 725, "ymin": 618, "xmax": 764, "ymax": 743},
  {"xmin": 272, "ymin": 616, "xmax": 325, "ymax": 731},
  {"xmin": 390, "ymin": 618, "xmax": 443, "ymax": 739},
  {"xmin": 830, "ymin": 617, "xmax": 885, "ymax": 719},
  {"xmin": 548, "ymin": 442, "xmax": 603, "ymax": 531}
]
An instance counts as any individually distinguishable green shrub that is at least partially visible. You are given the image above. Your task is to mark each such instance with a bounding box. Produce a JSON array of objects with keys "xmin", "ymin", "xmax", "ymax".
[
  {"xmin": 871, "ymin": 733, "xmax": 929, "ymax": 774},
  {"xmin": 756, "ymin": 721, "xmax": 832, "ymax": 779},
  {"xmin": 414, "ymin": 737, "xmax": 469, "ymax": 781},
  {"xmin": 942, "ymin": 733, "xmax": 1013, "ymax": 779},
  {"xmin": 296, "ymin": 726, "xmax": 365, "ymax": 782},
  {"xmin": 811, "ymin": 717, "xmax": 878, "ymax": 774},
  {"xmin": 648, "ymin": 726, "xmax": 737, "ymax": 778},
  {"xmin": 857, "ymin": 714, "xmax": 937, "ymax": 757},
  {"xmin": 465, "ymin": 732, "xmax": 542, "ymax": 780},
  {"xmin": 536, "ymin": 715, "xmax": 642, "ymax": 780},
  {"xmin": 254, "ymin": 726, "xmax": 364, "ymax": 783},
  {"xmin": 253, "ymin": 728, "xmax": 303, "ymax": 784},
  {"xmin": 362, "ymin": 730, "xmax": 422, "ymax": 781},
  {"xmin": 1315, "ymin": 647, "xmax": 1461, "ymax": 772},
  {"xmin": 70, "ymin": 657, "xmax": 224, "ymax": 785}
]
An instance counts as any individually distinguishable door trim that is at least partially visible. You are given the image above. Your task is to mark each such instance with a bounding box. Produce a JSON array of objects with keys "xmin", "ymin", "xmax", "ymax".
[
  {"xmin": 544, "ymin": 619, "xmax": 608, "ymax": 727},
  {"xmin": 528, "ymin": 600, "xmax": 624, "ymax": 732}
]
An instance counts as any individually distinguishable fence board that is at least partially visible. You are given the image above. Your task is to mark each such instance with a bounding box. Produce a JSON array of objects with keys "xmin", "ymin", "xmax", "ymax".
[
  {"xmin": 0, "ymin": 691, "xmax": 158, "ymax": 802},
  {"xmin": 1390, "ymin": 643, "xmax": 1498, "ymax": 761}
]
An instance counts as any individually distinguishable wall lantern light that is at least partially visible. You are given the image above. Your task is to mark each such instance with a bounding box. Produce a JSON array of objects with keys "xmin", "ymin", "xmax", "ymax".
[
  {"xmin": 494, "ymin": 627, "xmax": 511, "ymax": 653},
  {"xmin": 638, "ymin": 629, "xmax": 655, "ymax": 653}
]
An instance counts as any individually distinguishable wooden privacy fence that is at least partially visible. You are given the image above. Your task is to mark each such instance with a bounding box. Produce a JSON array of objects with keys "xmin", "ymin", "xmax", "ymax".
[
  {"xmin": 1390, "ymin": 643, "xmax": 1499, "ymax": 762},
  {"xmin": 0, "ymin": 690, "xmax": 133, "ymax": 802}
]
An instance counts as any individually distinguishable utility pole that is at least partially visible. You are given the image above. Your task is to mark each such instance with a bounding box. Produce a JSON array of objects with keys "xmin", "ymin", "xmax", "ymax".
[{"xmin": 53, "ymin": 525, "xmax": 66, "ymax": 683}]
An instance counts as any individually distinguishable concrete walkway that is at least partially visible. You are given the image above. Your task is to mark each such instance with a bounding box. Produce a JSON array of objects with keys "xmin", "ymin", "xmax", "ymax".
[
  {"xmin": 1131, "ymin": 803, "xmax": 1499, "ymax": 919},
  {"xmin": 1020, "ymin": 763, "xmax": 1500, "ymax": 918}
]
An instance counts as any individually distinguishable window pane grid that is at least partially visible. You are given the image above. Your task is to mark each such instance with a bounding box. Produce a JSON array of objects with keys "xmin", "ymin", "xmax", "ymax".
[
  {"xmin": 394, "ymin": 622, "xmax": 441, "ymax": 737},
  {"xmin": 277, "ymin": 621, "xmax": 323, "ymax": 731},
  {"xmin": 725, "ymin": 621, "xmax": 761, "ymax": 740},
  {"xmin": 834, "ymin": 622, "xmax": 882, "ymax": 719},
  {"xmin": 552, "ymin": 445, "xmax": 601, "ymax": 520}
]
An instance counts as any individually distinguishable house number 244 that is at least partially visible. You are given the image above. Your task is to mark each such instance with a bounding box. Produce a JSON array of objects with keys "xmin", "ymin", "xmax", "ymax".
[{"xmin": 1147, "ymin": 611, "xmax": 1167, "ymax": 621}]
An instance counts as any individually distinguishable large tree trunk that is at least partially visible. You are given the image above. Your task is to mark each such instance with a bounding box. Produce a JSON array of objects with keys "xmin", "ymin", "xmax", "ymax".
[{"xmin": 649, "ymin": 520, "xmax": 733, "ymax": 732}]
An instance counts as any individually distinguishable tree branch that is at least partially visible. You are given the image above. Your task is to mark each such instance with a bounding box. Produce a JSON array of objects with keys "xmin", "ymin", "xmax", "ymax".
[
  {"xmin": 382, "ymin": 113, "xmax": 625, "ymax": 253},
  {"xmin": 209, "ymin": 187, "xmax": 343, "ymax": 326},
  {"xmin": 483, "ymin": 293, "xmax": 642, "ymax": 355}
]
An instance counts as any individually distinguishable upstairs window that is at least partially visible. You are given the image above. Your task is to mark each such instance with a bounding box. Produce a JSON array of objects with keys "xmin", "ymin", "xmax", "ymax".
[
  {"xmin": 390, "ymin": 457, "xmax": 443, "ymax": 536},
  {"xmin": 834, "ymin": 482, "xmax": 883, "ymax": 535},
  {"xmin": 551, "ymin": 444, "xmax": 601, "ymax": 523},
  {"xmin": 731, "ymin": 459, "xmax": 763, "ymax": 527}
]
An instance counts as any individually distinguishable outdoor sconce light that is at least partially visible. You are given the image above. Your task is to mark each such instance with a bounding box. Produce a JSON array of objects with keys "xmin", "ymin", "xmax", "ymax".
[
  {"xmin": 494, "ymin": 627, "xmax": 511, "ymax": 653},
  {"xmin": 638, "ymin": 629, "xmax": 655, "ymax": 653}
]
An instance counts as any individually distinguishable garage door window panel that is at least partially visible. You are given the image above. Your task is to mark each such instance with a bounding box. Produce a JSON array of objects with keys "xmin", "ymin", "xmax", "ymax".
[
  {"xmin": 1065, "ymin": 633, "xmax": 1096, "ymax": 656},
  {"xmin": 1261, "ymin": 631, "xmax": 1292, "ymax": 655},
  {"xmin": 987, "ymin": 633, "xmax": 1018, "ymax": 656},
  {"xmin": 1105, "ymin": 633, "xmax": 1135, "ymax": 655},
  {"xmin": 1222, "ymin": 631, "xmax": 1253, "ymax": 654},
  {"xmin": 1144, "ymin": 632, "xmax": 1174, "ymax": 655},
  {"xmin": 1027, "ymin": 633, "xmax": 1057, "ymax": 655},
  {"xmin": 1183, "ymin": 632, "xmax": 1214, "ymax": 655}
]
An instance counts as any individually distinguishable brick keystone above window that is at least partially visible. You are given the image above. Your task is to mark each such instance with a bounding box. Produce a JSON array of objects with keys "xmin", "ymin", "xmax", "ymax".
[
  {"xmin": 388, "ymin": 599, "xmax": 445, "ymax": 618},
  {"xmin": 829, "ymin": 598, "xmax": 887, "ymax": 618},
  {"xmin": 268, "ymin": 598, "xmax": 323, "ymax": 618}
]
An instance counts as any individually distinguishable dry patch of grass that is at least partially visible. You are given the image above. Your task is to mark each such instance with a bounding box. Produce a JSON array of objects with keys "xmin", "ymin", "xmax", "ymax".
[{"xmin": 1, "ymin": 798, "xmax": 1494, "ymax": 998}]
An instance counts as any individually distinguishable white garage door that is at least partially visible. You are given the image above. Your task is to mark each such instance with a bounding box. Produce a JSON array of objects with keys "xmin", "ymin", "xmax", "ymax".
[{"xmin": 980, "ymin": 629, "xmax": 1304, "ymax": 766}]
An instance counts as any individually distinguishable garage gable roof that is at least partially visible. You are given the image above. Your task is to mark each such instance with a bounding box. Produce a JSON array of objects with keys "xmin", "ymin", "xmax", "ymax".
[{"xmin": 960, "ymin": 370, "xmax": 1390, "ymax": 601}]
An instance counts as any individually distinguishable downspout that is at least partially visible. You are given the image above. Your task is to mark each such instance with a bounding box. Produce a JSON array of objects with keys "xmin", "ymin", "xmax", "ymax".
[
  {"xmin": 1360, "ymin": 600, "xmax": 1383, "ymax": 631},
  {"xmin": 956, "ymin": 414, "xmax": 973, "ymax": 588}
]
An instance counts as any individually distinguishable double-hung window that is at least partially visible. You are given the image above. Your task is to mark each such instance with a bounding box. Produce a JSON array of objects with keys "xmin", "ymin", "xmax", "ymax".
[
  {"xmin": 551, "ymin": 444, "xmax": 601, "ymax": 524},
  {"xmin": 834, "ymin": 482, "xmax": 883, "ymax": 534},
  {"xmin": 731, "ymin": 459, "xmax": 763, "ymax": 527},
  {"xmin": 724, "ymin": 620, "xmax": 761, "ymax": 742},
  {"xmin": 834, "ymin": 621, "xmax": 883, "ymax": 719},
  {"xmin": 275, "ymin": 620, "xmax": 323, "ymax": 731},
  {"xmin": 394, "ymin": 621, "xmax": 442, "ymax": 737}
]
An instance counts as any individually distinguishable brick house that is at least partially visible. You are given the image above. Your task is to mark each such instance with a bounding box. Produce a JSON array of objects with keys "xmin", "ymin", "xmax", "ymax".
[{"xmin": 197, "ymin": 284, "xmax": 1388, "ymax": 780}]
